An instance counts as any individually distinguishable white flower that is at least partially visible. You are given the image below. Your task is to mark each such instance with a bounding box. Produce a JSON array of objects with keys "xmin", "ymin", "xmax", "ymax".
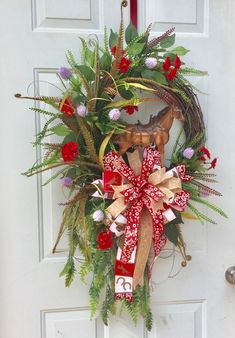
[
  {"xmin": 145, "ymin": 57, "xmax": 157, "ymax": 69},
  {"xmin": 92, "ymin": 210, "xmax": 105, "ymax": 222},
  {"xmin": 76, "ymin": 105, "xmax": 87, "ymax": 117},
  {"xmin": 108, "ymin": 108, "xmax": 121, "ymax": 121}
]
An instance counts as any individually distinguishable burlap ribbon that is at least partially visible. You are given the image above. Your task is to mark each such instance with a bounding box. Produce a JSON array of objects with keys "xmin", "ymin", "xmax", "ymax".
[{"xmin": 103, "ymin": 147, "xmax": 191, "ymax": 292}]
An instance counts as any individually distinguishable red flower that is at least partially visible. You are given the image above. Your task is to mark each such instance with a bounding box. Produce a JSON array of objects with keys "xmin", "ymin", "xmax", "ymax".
[
  {"xmin": 118, "ymin": 57, "xmax": 131, "ymax": 73},
  {"xmin": 162, "ymin": 56, "xmax": 171, "ymax": 72},
  {"xmin": 165, "ymin": 68, "xmax": 177, "ymax": 81},
  {"xmin": 124, "ymin": 105, "xmax": 139, "ymax": 115},
  {"xmin": 174, "ymin": 55, "xmax": 181, "ymax": 70},
  {"xmin": 111, "ymin": 45, "xmax": 125, "ymax": 57},
  {"xmin": 199, "ymin": 155, "xmax": 206, "ymax": 162},
  {"xmin": 200, "ymin": 147, "xmax": 211, "ymax": 159},
  {"xmin": 59, "ymin": 99, "xmax": 74, "ymax": 117},
  {"xmin": 61, "ymin": 141, "xmax": 78, "ymax": 162},
  {"xmin": 97, "ymin": 231, "xmax": 113, "ymax": 250},
  {"xmin": 209, "ymin": 158, "xmax": 217, "ymax": 169}
]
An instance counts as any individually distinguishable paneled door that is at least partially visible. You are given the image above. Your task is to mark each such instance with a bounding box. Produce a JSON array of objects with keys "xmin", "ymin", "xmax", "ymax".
[
  {"xmin": 0, "ymin": 1, "xmax": 129, "ymax": 338},
  {"xmin": 136, "ymin": 1, "xmax": 235, "ymax": 338},
  {"xmin": 1, "ymin": 1, "xmax": 235, "ymax": 338}
]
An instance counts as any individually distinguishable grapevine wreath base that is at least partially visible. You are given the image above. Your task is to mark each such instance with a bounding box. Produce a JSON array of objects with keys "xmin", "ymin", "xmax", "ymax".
[{"xmin": 16, "ymin": 1, "xmax": 226, "ymax": 331}]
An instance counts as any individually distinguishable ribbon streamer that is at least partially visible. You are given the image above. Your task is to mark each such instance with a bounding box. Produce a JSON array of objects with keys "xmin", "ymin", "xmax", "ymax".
[{"xmin": 103, "ymin": 147, "xmax": 191, "ymax": 299}]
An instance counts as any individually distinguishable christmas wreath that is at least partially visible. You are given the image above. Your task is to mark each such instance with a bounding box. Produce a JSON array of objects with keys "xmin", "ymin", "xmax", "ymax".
[{"xmin": 16, "ymin": 1, "xmax": 227, "ymax": 331}]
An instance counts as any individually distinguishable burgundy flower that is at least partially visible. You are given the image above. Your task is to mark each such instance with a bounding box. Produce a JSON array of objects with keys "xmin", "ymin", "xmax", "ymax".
[
  {"xmin": 174, "ymin": 55, "xmax": 181, "ymax": 70},
  {"xmin": 59, "ymin": 99, "xmax": 74, "ymax": 117},
  {"xmin": 124, "ymin": 105, "xmax": 139, "ymax": 115},
  {"xmin": 111, "ymin": 45, "xmax": 125, "ymax": 57},
  {"xmin": 97, "ymin": 231, "xmax": 113, "ymax": 250},
  {"xmin": 118, "ymin": 57, "xmax": 131, "ymax": 73},
  {"xmin": 162, "ymin": 56, "xmax": 171, "ymax": 72},
  {"xmin": 61, "ymin": 141, "xmax": 78, "ymax": 162}
]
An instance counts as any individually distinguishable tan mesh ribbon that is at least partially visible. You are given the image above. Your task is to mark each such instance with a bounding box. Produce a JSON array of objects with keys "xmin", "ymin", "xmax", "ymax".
[{"xmin": 133, "ymin": 207, "xmax": 153, "ymax": 286}]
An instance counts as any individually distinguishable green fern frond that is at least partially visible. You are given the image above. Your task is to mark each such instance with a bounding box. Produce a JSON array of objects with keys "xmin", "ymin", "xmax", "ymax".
[
  {"xmin": 66, "ymin": 50, "xmax": 78, "ymax": 69},
  {"xmin": 179, "ymin": 67, "xmax": 208, "ymax": 77},
  {"xmin": 29, "ymin": 107, "xmax": 57, "ymax": 117},
  {"xmin": 60, "ymin": 255, "xmax": 76, "ymax": 287},
  {"xmin": 77, "ymin": 194, "xmax": 91, "ymax": 262},
  {"xmin": 190, "ymin": 195, "xmax": 227, "ymax": 218},
  {"xmin": 101, "ymin": 285, "xmax": 116, "ymax": 326},
  {"xmin": 187, "ymin": 131, "xmax": 205, "ymax": 148},
  {"xmin": 104, "ymin": 26, "xmax": 109, "ymax": 51},
  {"xmin": 79, "ymin": 260, "xmax": 93, "ymax": 283},
  {"xmin": 34, "ymin": 115, "xmax": 60, "ymax": 145},
  {"xmin": 187, "ymin": 203, "xmax": 217, "ymax": 224}
]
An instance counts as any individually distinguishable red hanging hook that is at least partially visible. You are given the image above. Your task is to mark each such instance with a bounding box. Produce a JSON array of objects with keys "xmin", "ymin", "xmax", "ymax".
[{"xmin": 130, "ymin": 0, "xmax": 138, "ymax": 29}]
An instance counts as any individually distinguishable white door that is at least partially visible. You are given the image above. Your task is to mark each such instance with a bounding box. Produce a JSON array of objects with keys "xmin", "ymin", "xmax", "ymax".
[{"xmin": 1, "ymin": 1, "xmax": 235, "ymax": 338}]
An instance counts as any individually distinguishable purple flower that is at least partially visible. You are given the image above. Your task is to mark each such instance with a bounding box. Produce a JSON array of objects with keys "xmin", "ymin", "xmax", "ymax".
[
  {"xmin": 59, "ymin": 67, "xmax": 72, "ymax": 80},
  {"xmin": 61, "ymin": 176, "xmax": 73, "ymax": 187},
  {"xmin": 183, "ymin": 147, "xmax": 194, "ymax": 159},
  {"xmin": 145, "ymin": 57, "xmax": 157, "ymax": 69},
  {"xmin": 108, "ymin": 108, "xmax": 121, "ymax": 121},
  {"xmin": 92, "ymin": 210, "xmax": 105, "ymax": 222},
  {"xmin": 76, "ymin": 105, "xmax": 87, "ymax": 117}
]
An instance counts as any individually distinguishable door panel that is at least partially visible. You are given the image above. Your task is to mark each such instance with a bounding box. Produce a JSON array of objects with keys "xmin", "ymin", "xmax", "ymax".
[{"xmin": 1, "ymin": 1, "xmax": 235, "ymax": 338}]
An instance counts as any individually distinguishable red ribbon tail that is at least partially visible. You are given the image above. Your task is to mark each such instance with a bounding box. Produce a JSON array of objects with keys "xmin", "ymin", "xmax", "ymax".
[{"xmin": 120, "ymin": 200, "xmax": 144, "ymax": 263}]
